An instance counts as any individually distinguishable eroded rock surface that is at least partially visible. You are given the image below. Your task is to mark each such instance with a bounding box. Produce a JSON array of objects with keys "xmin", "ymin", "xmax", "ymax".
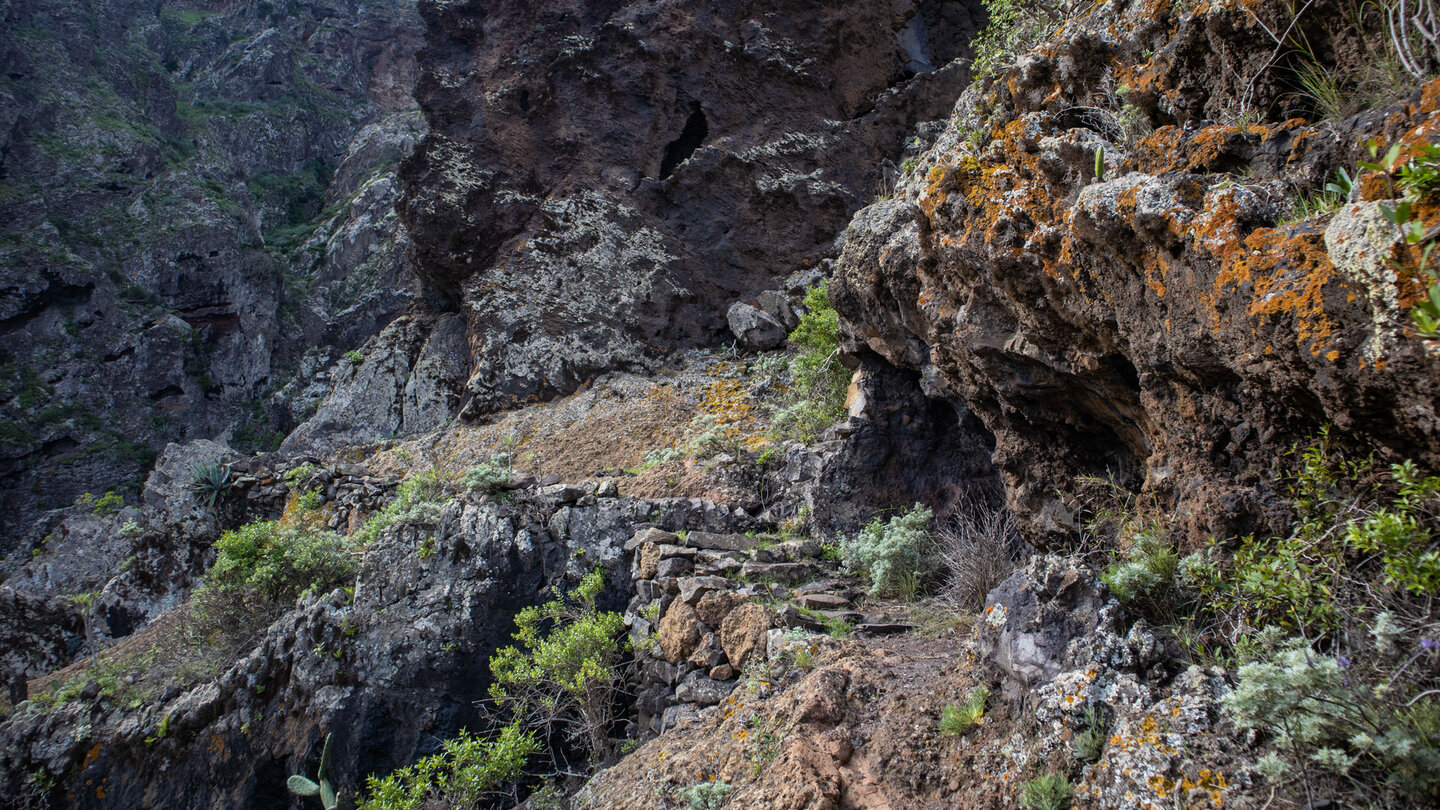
[
  {"xmin": 832, "ymin": 0, "xmax": 1440, "ymax": 546},
  {"xmin": 399, "ymin": 0, "xmax": 985, "ymax": 415},
  {"xmin": 0, "ymin": 487, "xmax": 753, "ymax": 809}
]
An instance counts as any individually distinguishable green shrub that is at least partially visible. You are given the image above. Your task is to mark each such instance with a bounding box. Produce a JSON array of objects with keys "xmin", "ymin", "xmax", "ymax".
[
  {"xmin": 206, "ymin": 520, "xmax": 355, "ymax": 603},
  {"xmin": 1223, "ymin": 627, "xmax": 1440, "ymax": 801},
  {"xmin": 353, "ymin": 470, "xmax": 447, "ymax": 546},
  {"xmin": 489, "ymin": 569, "xmax": 627, "ymax": 764},
  {"xmin": 681, "ymin": 779, "xmax": 732, "ymax": 810},
  {"xmin": 939, "ymin": 686, "xmax": 989, "ymax": 736},
  {"xmin": 839, "ymin": 504, "xmax": 937, "ymax": 598},
  {"xmin": 358, "ymin": 723, "xmax": 539, "ymax": 810},
  {"xmin": 284, "ymin": 464, "xmax": 318, "ymax": 488},
  {"xmin": 1154, "ymin": 429, "xmax": 1440, "ymax": 804},
  {"xmin": 295, "ymin": 488, "xmax": 322, "ymax": 513},
  {"xmin": 971, "ymin": 0, "xmax": 1071, "ymax": 80},
  {"xmin": 76, "ymin": 490, "xmax": 124, "ymax": 516},
  {"xmin": 1398, "ymin": 143, "xmax": 1440, "ymax": 202},
  {"xmin": 768, "ymin": 281, "xmax": 849, "ymax": 445},
  {"xmin": 343, "ymin": 350, "xmax": 364, "ymax": 366},
  {"xmin": 1019, "ymin": 773, "xmax": 1073, "ymax": 810},
  {"xmin": 460, "ymin": 454, "xmax": 511, "ymax": 496},
  {"xmin": 1182, "ymin": 431, "xmax": 1440, "ymax": 644},
  {"xmin": 1100, "ymin": 530, "xmax": 1179, "ymax": 612},
  {"xmin": 1344, "ymin": 460, "xmax": 1440, "ymax": 594}
]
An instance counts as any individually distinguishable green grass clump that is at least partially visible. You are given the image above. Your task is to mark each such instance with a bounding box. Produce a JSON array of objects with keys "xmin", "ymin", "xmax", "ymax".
[
  {"xmin": 1019, "ymin": 773, "xmax": 1073, "ymax": 810},
  {"xmin": 1071, "ymin": 705, "xmax": 1106, "ymax": 763},
  {"xmin": 939, "ymin": 686, "xmax": 989, "ymax": 736}
]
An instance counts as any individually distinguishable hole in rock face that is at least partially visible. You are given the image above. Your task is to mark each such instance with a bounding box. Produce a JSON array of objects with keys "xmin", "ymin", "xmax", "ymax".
[{"xmin": 658, "ymin": 102, "xmax": 708, "ymax": 180}]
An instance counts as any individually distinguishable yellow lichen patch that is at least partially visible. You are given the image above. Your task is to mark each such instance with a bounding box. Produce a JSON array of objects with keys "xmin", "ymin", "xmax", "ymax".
[
  {"xmin": 1108, "ymin": 715, "xmax": 1179, "ymax": 757},
  {"xmin": 278, "ymin": 488, "xmax": 335, "ymax": 532},
  {"xmin": 1147, "ymin": 767, "xmax": 1228, "ymax": 808},
  {"xmin": 698, "ymin": 378, "xmax": 765, "ymax": 449},
  {"xmin": 919, "ymin": 160, "xmax": 959, "ymax": 222}
]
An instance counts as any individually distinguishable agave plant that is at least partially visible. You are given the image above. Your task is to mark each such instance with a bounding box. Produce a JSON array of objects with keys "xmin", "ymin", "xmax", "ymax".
[
  {"xmin": 190, "ymin": 462, "xmax": 232, "ymax": 507},
  {"xmin": 288, "ymin": 733, "xmax": 338, "ymax": 810}
]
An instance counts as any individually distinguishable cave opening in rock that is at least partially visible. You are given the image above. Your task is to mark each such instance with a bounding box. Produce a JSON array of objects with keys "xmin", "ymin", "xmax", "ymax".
[{"xmin": 658, "ymin": 102, "xmax": 708, "ymax": 180}]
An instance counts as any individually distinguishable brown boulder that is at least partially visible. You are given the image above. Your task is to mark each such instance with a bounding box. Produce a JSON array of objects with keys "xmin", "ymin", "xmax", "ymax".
[
  {"xmin": 635, "ymin": 543, "xmax": 662, "ymax": 580},
  {"xmin": 694, "ymin": 590, "xmax": 739, "ymax": 628},
  {"xmin": 658, "ymin": 600, "xmax": 703, "ymax": 664},
  {"xmin": 720, "ymin": 603, "xmax": 772, "ymax": 671}
]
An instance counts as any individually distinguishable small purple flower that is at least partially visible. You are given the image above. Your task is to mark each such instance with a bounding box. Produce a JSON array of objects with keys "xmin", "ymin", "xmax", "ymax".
[
  {"xmin": 1337, "ymin": 655, "xmax": 1352, "ymax": 668},
  {"xmin": 1422, "ymin": 638, "xmax": 1439, "ymax": 652}
]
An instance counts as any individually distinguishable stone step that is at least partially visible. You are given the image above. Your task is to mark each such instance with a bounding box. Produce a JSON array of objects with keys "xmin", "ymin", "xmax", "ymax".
[
  {"xmin": 795, "ymin": 592, "xmax": 851, "ymax": 610},
  {"xmin": 740, "ymin": 560, "xmax": 819, "ymax": 584},
  {"xmin": 854, "ymin": 622, "xmax": 916, "ymax": 636},
  {"xmin": 683, "ymin": 531, "xmax": 761, "ymax": 552}
]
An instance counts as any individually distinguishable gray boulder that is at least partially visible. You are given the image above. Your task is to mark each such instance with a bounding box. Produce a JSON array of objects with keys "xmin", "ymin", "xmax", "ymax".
[
  {"xmin": 977, "ymin": 555, "xmax": 1108, "ymax": 689},
  {"xmin": 727, "ymin": 301, "xmax": 787, "ymax": 352}
]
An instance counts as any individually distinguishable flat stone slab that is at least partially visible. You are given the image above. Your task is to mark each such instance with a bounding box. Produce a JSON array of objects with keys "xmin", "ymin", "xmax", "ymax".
[
  {"xmin": 697, "ymin": 558, "xmax": 742, "ymax": 577},
  {"xmin": 678, "ymin": 575, "xmax": 730, "ymax": 604},
  {"xmin": 855, "ymin": 623, "xmax": 917, "ymax": 636},
  {"xmin": 796, "ymin": 592, "xmax": 851, "ymax": 610},
  {"xmin": 684, "ymin": 531, "xmax": 761, "ymax": 552},
  {"xmin": 740, "ymin": 561, "xmax": 819, "ymax": 584},
  {"xmin": 541, "ymin": 483, "xmax": 589, "ymax": 503},
  {"xmin": 625, "ymin": 527, "xmax": 679, "ymax": 551}
]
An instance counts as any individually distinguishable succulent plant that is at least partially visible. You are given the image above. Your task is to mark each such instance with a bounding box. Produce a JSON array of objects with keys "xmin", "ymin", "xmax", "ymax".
[
  {"xmin": 287, "ymin": 733, "xmax": 338, "ymax": 810},
  {"xmin": 189, "ymin": 462, "xmax": 232, "ymax": 508}
]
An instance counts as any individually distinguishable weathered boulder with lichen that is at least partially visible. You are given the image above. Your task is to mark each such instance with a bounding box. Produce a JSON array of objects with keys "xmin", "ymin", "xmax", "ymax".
[{"xmin": 832, "ymin": 0, "xmax": 1440, "ymax": 547}]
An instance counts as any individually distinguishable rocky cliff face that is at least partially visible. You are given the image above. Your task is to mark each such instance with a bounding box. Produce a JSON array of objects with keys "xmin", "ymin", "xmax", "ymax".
[
  {"xmin": 0, "ymin": 474, "xmax": 760, "ymax": 809},
  {"xmin": 0, "ymin": 0, "xmax": 425, "ymax": 551},
  {"xmin": 396, "ymin": 0, "xmax": 985, "ymax": 417},
  {"xmin": 5, "ymin": 0, "xmax": 1440, "ymax": 809},
  {"xmin": 833, "ymin": 0, "xmax": 1440, "ymax": 547}
]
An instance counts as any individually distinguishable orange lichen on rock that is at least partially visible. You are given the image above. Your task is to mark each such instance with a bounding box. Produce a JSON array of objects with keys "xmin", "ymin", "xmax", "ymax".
[
  {"xmin": 1419, "ymin": 77, "xmax": 1440, "ymax": 114},
  {"xmin": 1215, "ymin": 226, "xmax": 1340, "ymax": 354},
  {"xmin": 1131, "ymin": 120, "xmax": 1304, "ymax": 176}
]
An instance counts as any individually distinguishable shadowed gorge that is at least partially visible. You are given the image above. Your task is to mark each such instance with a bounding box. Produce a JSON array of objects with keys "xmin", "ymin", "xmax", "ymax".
[{"xmin": 1, "ymin": 1, "xmax": 1439, "ymax": 809}]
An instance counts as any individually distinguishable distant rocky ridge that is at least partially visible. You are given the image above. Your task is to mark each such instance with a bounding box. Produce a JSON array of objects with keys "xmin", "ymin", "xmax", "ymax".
[{"xmin": 0, "ymin": 0, "xmax": 425, "ymax": 551}]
